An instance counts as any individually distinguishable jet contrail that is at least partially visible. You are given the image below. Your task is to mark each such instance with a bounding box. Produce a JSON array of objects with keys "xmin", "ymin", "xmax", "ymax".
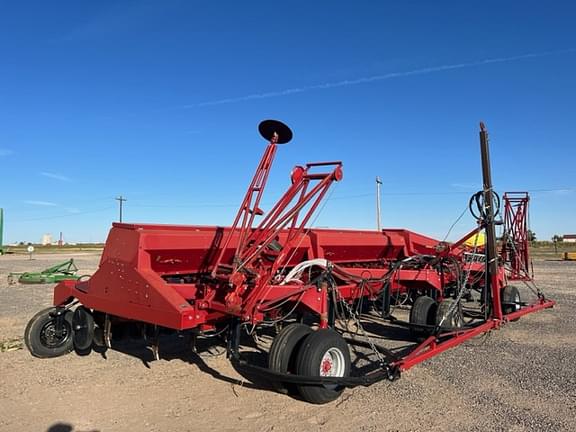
[{"xmin": 189, "ymin": 49, "xmax": 575, "ymax": 108}]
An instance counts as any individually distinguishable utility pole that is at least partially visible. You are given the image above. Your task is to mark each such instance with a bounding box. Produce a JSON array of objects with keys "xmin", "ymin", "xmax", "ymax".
[
  {"xmin": 376, "ymin": 177, "xmax": 382, "ymax": 231},
  {"xmin": 116, "ymin": 196, "xmax": 127, "ymax": 222}
]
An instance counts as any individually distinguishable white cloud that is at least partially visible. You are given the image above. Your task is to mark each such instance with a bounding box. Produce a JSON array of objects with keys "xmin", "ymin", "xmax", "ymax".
[
  {"xmin": 0, "ymin": 148, "xmax": 14, "ymax": 157},
  {"xmin": 552, "ymin": 189, "xmax": 574, "ymax": 196},
  {"xmin": 24, "ymin": 200, "xmax": 58, "ymax": 207},
  {"xmin": 40, "ymin": 172, "xmax": 72, "ymax": 182},
  {"xmin": 450, "ymin": 183, "xmax": 477, "ymax": 190},
  {"xmin": 188, "ymin": 49, "xmax": 576, "ymax": 107}
]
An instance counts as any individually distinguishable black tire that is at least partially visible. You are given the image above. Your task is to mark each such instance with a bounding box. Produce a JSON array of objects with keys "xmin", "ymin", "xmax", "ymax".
[
  {"xmin": 295, "ymin": 329, "xmax": 351, "ymax": 404},
  {"xmin": 501, "ymin": 285, "xmax": 521, "ymax": 322},
  {"xmin": 435, "ymin": 299, "xmax": 463, "ymax": 331},
  {"xmin": 24, "ymin": 307, "xmax": 74, "ymax": 358},
  {"xmin": 268, "ymin": 323, "xmax": 313, "ymax": 393},
  {"xmin": 409, "ymin": 296, "xmax": 438, "ymax": 340}
]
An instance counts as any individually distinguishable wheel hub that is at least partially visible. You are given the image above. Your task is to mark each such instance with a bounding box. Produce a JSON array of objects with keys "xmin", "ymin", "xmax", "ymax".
[
  {"xmin": 40, "ymin": 322, "xmax": 69, "ymax": 348},
  {"xmin": 319, "ymin": 348, "xmax": 345, "ymax": 377},
  {"xmin": 321, "ymin": 357, "xmax": 333, "ymax": 375}
]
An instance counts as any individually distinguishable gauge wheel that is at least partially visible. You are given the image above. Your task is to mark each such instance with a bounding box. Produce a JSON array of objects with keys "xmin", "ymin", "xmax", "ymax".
[{"xmin": 24, "ymin": 307, "xmax": 74, "ymax": 358}]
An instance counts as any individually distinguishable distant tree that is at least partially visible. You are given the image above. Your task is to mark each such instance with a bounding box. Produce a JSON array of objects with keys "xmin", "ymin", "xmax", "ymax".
[{"xmin": 527, "ymin": 230, "xmax": 537, "ymax": 242}]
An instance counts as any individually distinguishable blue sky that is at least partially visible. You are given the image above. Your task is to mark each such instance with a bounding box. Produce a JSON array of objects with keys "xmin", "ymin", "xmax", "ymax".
[{"xmin": 1, "ymin": 1, "xmax": 575, "ymax": 244}]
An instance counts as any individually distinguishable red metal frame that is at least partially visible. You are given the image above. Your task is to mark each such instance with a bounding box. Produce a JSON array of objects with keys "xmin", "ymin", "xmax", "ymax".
[
  {"xmin": 501, "ymin": 192, "xmax": 532, "ymax": 280},
  {"xmin": 211, "ymin": 140, "xmax": 279, "ymax": 278},
  {"xmin": 395, "ymin": 297, "xmax": 554, "ymax": 371},
  {"xmin": 217, "ymin": 161, "xmax": 343, "ymax": 318},
  {"xmin": 53, "ymin": 224, "xmax": 445, "ymax": 329},
  {"xmin": 49, "ymin": 121, "xmax": 554, "ymax": 391}
]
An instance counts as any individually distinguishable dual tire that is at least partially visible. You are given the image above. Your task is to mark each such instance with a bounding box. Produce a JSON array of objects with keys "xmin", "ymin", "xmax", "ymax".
[
  {"xmin": 435, "ymin": 298, "xmax": 463, "ymax": 330},
  {"xmin": 269, "ymin": 324, "xmax": 351, "ymax": 404},
  {"xmin": 268, "ymin": 323, "xmax": 312, "ymax": 394},
  {"xmin": 409, "ymin": 296, "xmax": 438, "ymax": 339},
  {"xmin": 409, "ymin": 287, "xmax": 522, "ymax": 340},
  {"xmin": 409, "ymin": 296, "xmax": 464, "ymax": 339}
]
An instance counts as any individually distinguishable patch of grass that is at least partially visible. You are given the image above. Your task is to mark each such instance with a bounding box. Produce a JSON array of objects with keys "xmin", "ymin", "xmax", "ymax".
[
  {"xmin": 530, "ymin": 242, "xmax": 576, "ymax": 259},
  {"xmin": 0, "ymin": 338, "xmax": 23, "ymax": 352}
]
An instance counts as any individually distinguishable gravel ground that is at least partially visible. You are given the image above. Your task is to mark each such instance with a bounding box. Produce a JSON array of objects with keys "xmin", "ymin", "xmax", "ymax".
[
  {"xmin": 0, "ymin": 253, "xmax": 99, "ymax": 342},
  {"xmin": 0, "ymin": 253, "xmax": 574, "ymax": 432}
]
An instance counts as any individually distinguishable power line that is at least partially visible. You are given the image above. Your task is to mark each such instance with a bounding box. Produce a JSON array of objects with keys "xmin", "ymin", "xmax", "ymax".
[
  {"xmin": 129, "ymin": 203, "xmax": 237, "ymax": 209},
  {"xmin": 7, "ymin": 187, "xmax": 574, "ymax": 223},
  {"xmin": 16, "ymin": 206, "xmax": 115, "ymax": 222}
]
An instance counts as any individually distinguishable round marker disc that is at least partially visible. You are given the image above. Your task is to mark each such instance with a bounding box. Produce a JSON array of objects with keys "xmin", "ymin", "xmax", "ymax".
[{"xmin": 258, "ymin": 120, "xmax": 293, "ymax": 144}]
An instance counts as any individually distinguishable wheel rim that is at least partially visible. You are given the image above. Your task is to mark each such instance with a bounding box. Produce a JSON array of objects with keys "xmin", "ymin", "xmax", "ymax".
[
  {"xmin": 503, "ymin": 289, "xmax": 521, "ymax": 313},
  {"xmin": 39, "ymin": 320, "xmax": 70, "ymax": 349},
  {"xmin": 448, "ymin": 313, "xmax": 461, "ymax": 328},
  {"xmin": 513, "ymin": 292, "xmax": 521, "ymax": 311},
  {"xmin": 450, "ymin": 304, "xmax": 463, "ymax": 327},
  {"xmin": 319, "ymin": 347, "xmax": 346, "ymax": 377}
]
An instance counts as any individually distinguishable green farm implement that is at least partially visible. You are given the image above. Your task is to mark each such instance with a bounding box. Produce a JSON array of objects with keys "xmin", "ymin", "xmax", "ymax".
[{"xmin": 8, "ymin": 259, "xmax": 82, "ymax": 285}]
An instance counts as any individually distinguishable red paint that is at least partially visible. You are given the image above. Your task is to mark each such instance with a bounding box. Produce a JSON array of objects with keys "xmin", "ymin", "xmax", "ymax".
[{"xmin": 49, "ymin": 122, "xmax": 554, "ymax": 381}]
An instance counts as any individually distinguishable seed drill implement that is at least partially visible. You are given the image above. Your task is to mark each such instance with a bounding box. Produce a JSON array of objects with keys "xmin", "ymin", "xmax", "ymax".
[{"xmin": 24, "ymin": 120, "xmax": 554, "ymax": 404}]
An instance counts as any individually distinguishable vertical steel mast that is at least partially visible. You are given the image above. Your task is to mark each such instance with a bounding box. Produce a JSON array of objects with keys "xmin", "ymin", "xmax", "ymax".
[{"xmin": 479, "ymin": 122, "xmax": 503, "ymax": 320}]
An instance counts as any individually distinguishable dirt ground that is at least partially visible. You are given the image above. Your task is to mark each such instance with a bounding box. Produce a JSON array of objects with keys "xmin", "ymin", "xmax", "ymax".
[{"xmin": 0, "ymin": 253, "xmax": 575, "ymax": 432}]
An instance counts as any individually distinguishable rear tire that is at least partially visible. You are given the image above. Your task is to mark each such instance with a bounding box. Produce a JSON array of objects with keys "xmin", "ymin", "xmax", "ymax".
[
  {"xmin": 435, "ymin": 299, "xmax": 463, "ymax": 331},
  {"xmin": 409, "ymin": 296, "xmax": 438, "ymax": 340},
  {"xmin": 501, "ymin": 285, "xmax": 521, "ymax": 322},
  {"xmin": 24, "ymin": 307, "xmax": 74, "ymax": 358},
  {"xmin": 268, "ymin": 323, "xmax": 313, "ymax": 393},
  {"xmin": 295, "ymin": 329, "xmax": 351, "ymax": 404}
]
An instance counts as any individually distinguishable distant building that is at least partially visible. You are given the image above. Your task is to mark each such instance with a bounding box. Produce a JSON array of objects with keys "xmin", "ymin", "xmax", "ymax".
[
  {"xmin": 563, "ymin": 234, "xmax": 576, "ymax": 243},
  {"xmin": 41, "ymin": 233, "xmax": 52, "ymax": 246}
]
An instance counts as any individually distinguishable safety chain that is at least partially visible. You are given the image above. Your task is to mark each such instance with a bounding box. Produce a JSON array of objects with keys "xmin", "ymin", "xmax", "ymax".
[{"xmin": 328, "ymin": 276, "xmax": 387, "ymax": 366}]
